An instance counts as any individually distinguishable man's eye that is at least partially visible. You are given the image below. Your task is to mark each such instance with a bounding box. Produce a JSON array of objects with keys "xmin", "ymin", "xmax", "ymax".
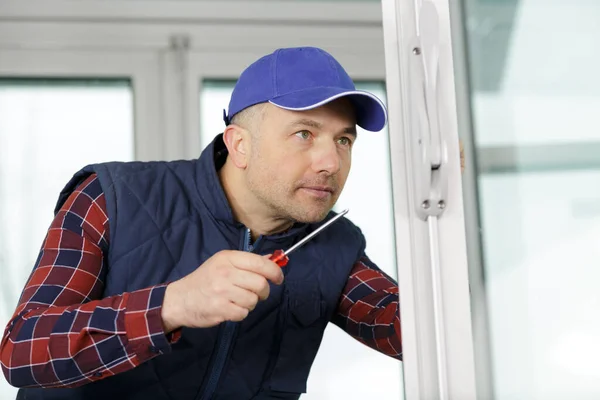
[
  {"xmin": 295, "ymin": 130, "xmax": 311, "ymax": 140},
  {"xmin": 338, "ymin": 137, "xmax": 352, "ymax": 146}
]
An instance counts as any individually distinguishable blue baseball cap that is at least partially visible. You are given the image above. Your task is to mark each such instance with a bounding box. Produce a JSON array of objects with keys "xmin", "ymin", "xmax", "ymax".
[{"xmin": 224, "ymin": 47, "xmax": 387, "ymax": 132}]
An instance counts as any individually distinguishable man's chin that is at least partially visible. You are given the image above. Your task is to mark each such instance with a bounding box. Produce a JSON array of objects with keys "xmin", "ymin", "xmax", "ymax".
[{"xmin": 291, "ymin": 205, "xmax": 333, "ymax": 224}]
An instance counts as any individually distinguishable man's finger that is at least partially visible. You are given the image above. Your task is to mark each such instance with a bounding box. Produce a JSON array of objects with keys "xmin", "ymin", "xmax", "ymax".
[
  {"xmin": 231, "ymin": 270, "xmax": 271, "ymax": 301},
  {"xmin": 225, "ymin": 251, "xmax": 284, "ymax": 284},
  {"xmin": 227, "ymin": 285, "xmax": 260, "ymax": 310},
  {"xmin": 224, "ymin": 303, "xmax": 250, "ymax": 322}
]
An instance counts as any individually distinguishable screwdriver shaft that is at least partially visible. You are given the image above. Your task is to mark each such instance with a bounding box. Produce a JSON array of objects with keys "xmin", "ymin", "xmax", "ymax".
[{"xmin": 284, "ymin": 209, "xmax": 349, "ymax": 256}]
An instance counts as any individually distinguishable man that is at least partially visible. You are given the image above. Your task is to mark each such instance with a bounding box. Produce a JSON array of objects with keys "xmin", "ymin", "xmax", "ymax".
[{"xmin": 1, "ymin": 47, "xmax": 401, "ymax": 400}]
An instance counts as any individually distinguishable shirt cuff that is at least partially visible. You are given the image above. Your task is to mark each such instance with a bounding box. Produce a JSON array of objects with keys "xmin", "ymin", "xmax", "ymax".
[{"xmin": 123, "ymin": 284, "xmax": 180, "ymax": 362}]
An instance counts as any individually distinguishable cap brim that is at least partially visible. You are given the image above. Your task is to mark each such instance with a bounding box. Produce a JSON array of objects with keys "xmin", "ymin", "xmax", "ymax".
[{"xmin": 269, "ymin": 87, "xmax": 387, "ymax": 132}]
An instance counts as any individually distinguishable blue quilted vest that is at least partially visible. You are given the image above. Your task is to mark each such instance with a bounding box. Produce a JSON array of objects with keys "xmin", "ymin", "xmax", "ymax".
[{"xmin": 19, "ymin": 135, "xmax": 365, "ymax": 400}]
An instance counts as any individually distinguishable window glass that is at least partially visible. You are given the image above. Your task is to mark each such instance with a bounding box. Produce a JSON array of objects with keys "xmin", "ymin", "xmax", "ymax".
[{"xmin": 462, "ymin": 0, "xmax": 600, "ymax": 397}]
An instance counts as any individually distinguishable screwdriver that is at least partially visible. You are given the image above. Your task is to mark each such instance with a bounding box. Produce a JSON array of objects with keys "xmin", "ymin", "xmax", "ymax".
[{"xmin": 269, "ymin": 209, "xmax": 349, "ymax": 267}]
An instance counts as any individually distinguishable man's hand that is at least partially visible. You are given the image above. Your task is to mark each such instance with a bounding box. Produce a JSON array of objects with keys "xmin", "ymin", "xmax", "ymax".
[{"xmin": 161, "ymin": 250, "xmax": 284, "ymax": 333}]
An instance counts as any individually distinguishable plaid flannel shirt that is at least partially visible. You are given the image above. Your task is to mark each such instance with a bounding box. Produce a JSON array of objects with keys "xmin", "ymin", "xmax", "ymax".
[{"xmin": 1, "ymin": 174, "xmax": 401, "ymax": 388}]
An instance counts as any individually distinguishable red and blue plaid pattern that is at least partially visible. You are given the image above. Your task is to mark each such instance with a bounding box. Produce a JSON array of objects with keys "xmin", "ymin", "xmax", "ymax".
[
  {"xmin": 332, "ymin": 257, "xmax": 402, "ymax": 358},
  {"xmin": 1, "ymin": 173, "xmax": 401, "ymax": 388},
  {"xmin": 0, "ymin": 175, "xmax": 177, "ymax": 388}
]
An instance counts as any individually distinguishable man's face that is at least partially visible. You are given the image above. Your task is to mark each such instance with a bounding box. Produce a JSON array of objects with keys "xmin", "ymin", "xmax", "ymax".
[{"xmin": 245, "ymin": 98, "xmax": 356, "ymax": 223}]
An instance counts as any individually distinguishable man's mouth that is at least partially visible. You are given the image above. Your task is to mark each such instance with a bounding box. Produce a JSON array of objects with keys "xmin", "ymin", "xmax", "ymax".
[{"xmin": 300, "ymin": 185, "xmax": 335, "ymax": 199}]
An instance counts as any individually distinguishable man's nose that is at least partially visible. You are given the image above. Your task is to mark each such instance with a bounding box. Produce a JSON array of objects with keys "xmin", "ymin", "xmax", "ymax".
[{"xmin": 311, "ymin": 142, "xmax": 341, "ymax": 175}]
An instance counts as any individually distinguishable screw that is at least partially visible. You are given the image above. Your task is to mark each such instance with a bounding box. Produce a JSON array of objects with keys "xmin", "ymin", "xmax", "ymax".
[
  {"xmin": 422, "ymin": 200, "xmax": 430, "ymax": 209},
  {"xmin": 413, "ymin": 47, "xmax": 421, "ymax": 55},
  {"xmin": 438, "ymin": 201, "xmax": 446, "ymax": 209}
]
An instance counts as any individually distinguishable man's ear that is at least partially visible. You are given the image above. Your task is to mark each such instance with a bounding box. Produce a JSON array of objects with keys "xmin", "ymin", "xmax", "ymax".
[{"xmin": 223, "ymin": 124, "xmax": 250, "ymax": 169}]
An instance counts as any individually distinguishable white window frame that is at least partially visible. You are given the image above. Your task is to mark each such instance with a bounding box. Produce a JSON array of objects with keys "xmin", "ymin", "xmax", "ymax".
[
  {"xmin": 382, "ymin": 0, "xmax": 479, "ymax": 398},
  {"xmin": 0, "ymin": 49, "xmax": 163, "ymax": 161}
]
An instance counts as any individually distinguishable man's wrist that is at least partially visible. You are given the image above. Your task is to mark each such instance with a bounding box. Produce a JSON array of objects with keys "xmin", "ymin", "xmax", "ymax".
[{"xmin": 161, "ymin": 282, "xmax": 183, "ymax": 334}]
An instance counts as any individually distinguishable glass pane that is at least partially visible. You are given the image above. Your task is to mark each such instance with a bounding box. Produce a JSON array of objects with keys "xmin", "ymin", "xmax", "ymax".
[
  {"xmin": 462, "ymin": 0, "xmax": 600, "ymax": 398},
  {"xmin": 200, "ymin": 80, "xmax": 403, "ymax": 399},
  {"xmin": 0, "ymin": 78, "xmax": 134, "ymax": 399}
]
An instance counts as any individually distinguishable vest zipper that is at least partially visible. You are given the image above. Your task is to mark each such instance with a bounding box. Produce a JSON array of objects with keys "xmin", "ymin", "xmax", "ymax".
[{"xmin": 198, "ymin": 228, "xmax": 254, "ymax": 400}]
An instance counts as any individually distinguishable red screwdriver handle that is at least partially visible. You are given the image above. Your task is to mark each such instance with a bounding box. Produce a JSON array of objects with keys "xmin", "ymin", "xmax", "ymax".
[{"xmin": 269, "ymin": 249, "xmax": 289, "ymax": 267}]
